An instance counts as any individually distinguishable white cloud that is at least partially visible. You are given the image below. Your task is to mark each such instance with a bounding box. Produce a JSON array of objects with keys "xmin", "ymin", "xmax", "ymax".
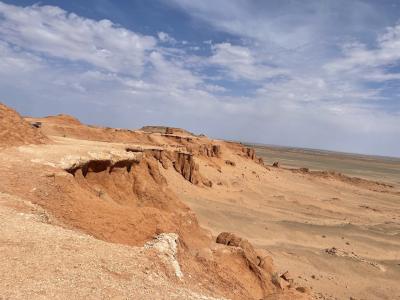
[
  {"xmin": 209, "ymin": 42, "xmax": 287, "ymax": 81},
  {"xmin": 256, "ymin": 76, "xmax": 380, "ymax": 105},
  {"xmin": 0, "ymin": 2, "xmax": 156, "ymax": 76},
  {"xmin": 148, "ymin": 51, "xmax": 202, "ymax": 89},
  {"xmin": 0, "ymin": 41, "xmax": 43, "ymax": 72},
  {"xmin": 325, "ymin": 24, "xmax": 400, "ymax": 82},
  {"xmin": 157, "ymin": 31, "xmax": 176, "ymax": 44}
]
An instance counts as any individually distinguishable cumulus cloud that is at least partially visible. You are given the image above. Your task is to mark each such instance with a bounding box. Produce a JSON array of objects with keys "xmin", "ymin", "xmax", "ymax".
[
  {"xmin": 157, "ymin": 31, "xmax": 176, "ymax": 44},
  {"xmin": 0, "ymin": 2, "xmax": 156, "ymax": 76}
]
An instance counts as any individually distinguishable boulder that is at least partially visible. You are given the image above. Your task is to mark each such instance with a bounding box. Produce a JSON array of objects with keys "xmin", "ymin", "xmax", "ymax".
[
  {"xmin": 280, "ymin": 271, "xmax": 293, "ymax": 283},
  {"xmin": 216, "ymin": 232, "xmax": 260, "ymax": 269},
  {"xmin": 225, "ymin": 160, "xmax": 236, "ymax": 166},
  {"xmin": 203, "ymin": 179, "xmax": 213, "ymax": 187},
  {"xmin": 216, "ymin": 232, "xmax": 279, "ymax": 297}
]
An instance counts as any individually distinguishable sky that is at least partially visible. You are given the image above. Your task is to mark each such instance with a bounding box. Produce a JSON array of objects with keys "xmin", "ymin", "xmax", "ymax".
[{"xmin": 0, "ymin": 0, "xmax": 399, "ymax": 157}]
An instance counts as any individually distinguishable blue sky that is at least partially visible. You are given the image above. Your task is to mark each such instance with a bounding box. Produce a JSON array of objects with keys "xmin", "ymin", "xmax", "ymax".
[{"xmin": 0, "ymin": 0, "xmax": 399, "ymax": 156}]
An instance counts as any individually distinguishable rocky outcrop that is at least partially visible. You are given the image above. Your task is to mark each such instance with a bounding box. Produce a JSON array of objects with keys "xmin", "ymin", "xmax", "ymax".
[
  {"xmin": 197, "ymin": 144, "xmax": 221, "ymax": 158},
  {"xmin": 173, "ymin": 152, "xmax": 201, "ymax": 185},
  {"xmin": 126, "ymin": 147, "xmax": 209, "ymax": 186},
  {"xmin": 30, "ymin": 121, "xmax": 42, "ymax": 128},
  {"xmin": 244, "ymin": 147, "xmax": 256, "ymax": 160},
  {"xmin": 216, "ymin": 232, "xmax": 261, "ymax": 269},
  {"xmin": 216, "ymin": 232, "xmax": 278, "ymax": 298},
  {"xmin": 148, "ymin": 149, "xmax": 170, "ymax": 169},
  {"xmin": 141, "ymin": 126, "xmax": 170, "ymax": 134},
  {"xmin": 240, "ymin": 146, "xmax": 265, "ymax": 165},
  {"xmin": 144, "ymin": 233, "xmax": 183, "ymax": 279},
  {"xmin": 62, "ymin": 150, "xmax": 142, "ymax": 176},
  {"xmin": 178, "ymin": 142, "xmax": 223, "ymax": 160},
  {"xmin": 165, "ymin": 127, "xmax": 194, "ymax": 136},
  {"xmin": 141, "ymin": 126, "xmax": 194, "ymax": 136},
  {"xmin": 272, "ymin": 161, "xmax": 280, "ymax": 168},
  {"xmin": 162, "ymin": 134, "xmax": 195, "ymax": 143},
  {"xmin": 171, "ymin": 151, "xmax": 214, "ymax": 187},
  {"xmin": 127, "ymin": 147, "xmax": 170, "ymax": 170}
]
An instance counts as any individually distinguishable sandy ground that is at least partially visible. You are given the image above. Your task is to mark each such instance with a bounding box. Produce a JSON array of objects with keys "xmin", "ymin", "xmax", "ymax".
[
  {"xmin": 247, "ymin": 143, "xmax": 400, "ymax": 185},
  {"xmin": 0, "ymin": 192, "xmax": 223, "ymax": 300},
  {"xmin": 163, "ymin": 150, "xmax": 400, "ymax": 300}
]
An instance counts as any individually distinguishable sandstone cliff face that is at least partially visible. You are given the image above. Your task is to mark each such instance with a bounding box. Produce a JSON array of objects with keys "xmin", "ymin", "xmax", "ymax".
[
  {"xmin": 142, "ymin": 148, "xmax": 171, "ymax": 170},
  {"xmin": 197, "ymin": 144, "xmax": 221, "ymax": 158},
  {"xmin": 179, "ymin": 142, "xmax": 222, "ymax": 161},
  {"xmin": 127, "ymin": 147, "xmax": 208, "ymax": 186},
  {"xmin": 172, "ymin": 152, "xmax": 200, "ymax": 184}
]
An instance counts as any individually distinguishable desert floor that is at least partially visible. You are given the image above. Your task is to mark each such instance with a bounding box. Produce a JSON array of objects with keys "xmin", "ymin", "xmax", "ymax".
[
  {"xmin": 247, "ymin": 144, "xmax": 400, "ymax": 185},
  {"xmin": 169, "ymin": 145, "xmax": 400, "ymax": 300}
]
